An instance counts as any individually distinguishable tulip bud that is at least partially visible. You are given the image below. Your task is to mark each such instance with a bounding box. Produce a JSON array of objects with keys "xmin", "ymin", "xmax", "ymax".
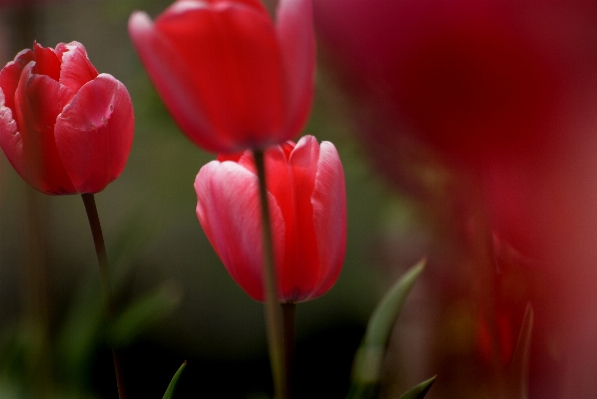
[
  {"xmin": 0, "ymin": 41, "xmax": 134, "ymax": 195},
  {"xmin": 128, "ymin": 0, "xmax": 315, "ymax": 154},
  {"xmin": 195, "ymin": 135, "xmax": 346, "ymax": 302}
]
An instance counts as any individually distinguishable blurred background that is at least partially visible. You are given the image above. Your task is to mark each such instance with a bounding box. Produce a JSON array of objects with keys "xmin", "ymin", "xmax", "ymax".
[{"xmin": 1, "ymin": 0, "xmax": 597, "ymax": 398}]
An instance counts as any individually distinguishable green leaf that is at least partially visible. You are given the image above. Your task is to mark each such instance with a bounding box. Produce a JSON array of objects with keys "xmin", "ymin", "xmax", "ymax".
[
  {"xmin": 347, "ymin": 259, "xmax": 425, "ymax": 399},
  {"xmin": 353, "ymin": 259, "xmax": 425, "ymax": 383},
  {"xmin": 162, "ymin": 361, "xmax": 187, "ymax": 399},
  {"xmin": 397, "ymin": 376, "xmax": 436, "ymax": 399},
  {"xmin": 507, "ymin": 304, "xmax": 534, "ymax": 399}
]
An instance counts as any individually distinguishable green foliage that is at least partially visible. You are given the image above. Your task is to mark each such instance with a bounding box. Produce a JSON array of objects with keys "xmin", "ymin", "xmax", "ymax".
[
  {"xmin": 397, "ymin": 376, "xmax": 436, "ymax": 399},
  {"xmin": 162, "ymin": 361, "xmax": 187, "ymax": 399},
  {"xmin": 361, "ymin": 259, "xmax": 425, "ymax": 352},
  {"xmin": 0, "ymin": 213, "xmax": 180, "ymax": 398},
  {"xmin": 347, "ymin": 259, "xmax": 433, "ymax": 399}
]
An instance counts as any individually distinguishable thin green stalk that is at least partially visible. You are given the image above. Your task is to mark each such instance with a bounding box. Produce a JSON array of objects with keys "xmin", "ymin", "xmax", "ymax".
[
  {"xmin": 254, "ymin": 149, "xmax": 288, "ymax": 399},
  {"xmin": 81, "ymin": 193, "xmax": 128, "ymax": 399}
]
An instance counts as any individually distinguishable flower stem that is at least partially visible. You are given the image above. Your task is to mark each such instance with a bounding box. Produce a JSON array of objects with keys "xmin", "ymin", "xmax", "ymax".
[
  {"xmin": 254, "ymin": 149, "xmax": 288, "ymax": 399},
  {"xmin": 81, "ymin": 193, "xmax": 127, "ymax": 399}
]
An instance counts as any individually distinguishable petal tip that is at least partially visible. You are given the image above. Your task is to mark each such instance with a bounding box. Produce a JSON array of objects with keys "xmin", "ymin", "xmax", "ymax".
[{"xmin": 128, "ymin": 10, "xmax": 154, "ymax": 37}]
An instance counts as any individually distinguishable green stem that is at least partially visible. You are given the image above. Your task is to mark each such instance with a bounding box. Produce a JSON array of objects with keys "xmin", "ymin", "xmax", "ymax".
[
  {"xmin": 254, "ymin": 149, "xmax": 288, "ymax": 399},
  {"xmin": 81, "ymin": 193, "xmax": 128, "ymax": 399}
]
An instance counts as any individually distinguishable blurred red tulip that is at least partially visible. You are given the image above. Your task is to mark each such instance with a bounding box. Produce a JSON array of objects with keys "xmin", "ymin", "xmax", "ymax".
[
  {"xmin": 315, "ymin": 1, "xmax": 597, "ymax": 397},
  {"xmin": 195, "ymin": 135, "xmax": 346, "ymax": 302},
  {"xmin": 314, "ymin": 0, "xmax": 597, "ymax": 166},
  {"xmin": 128, "ymin": 0, "xmax": 315, "ymax": 154},
  {"xmin": 0, "ymin": 41, "xmax": 134, "ymax": 195}
]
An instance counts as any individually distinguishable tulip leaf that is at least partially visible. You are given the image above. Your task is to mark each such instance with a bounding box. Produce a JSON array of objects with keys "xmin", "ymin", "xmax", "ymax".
[
  {"xmin": 397, "ymin": 376, "xmax": 436, "ymax": 399},
  {"xmin": 162, "ymin": 361, "xmax": 187, "ymax": 399},
  {"xmin": 363, "ymin": 259, "xmax": 425, "ymax": 348},
  {"xmin": 347, "ymin": 259, "xmax": 425, "ymax": 398},
  {"xmin": 507, "ymin": 304, "xmax": 534, "ymax": 399}
]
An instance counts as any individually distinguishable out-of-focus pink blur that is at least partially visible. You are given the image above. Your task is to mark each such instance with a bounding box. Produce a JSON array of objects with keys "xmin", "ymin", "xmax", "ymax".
[{"xmin": 315, "ymin": 1, "xmax": 597, "ymax": 398}]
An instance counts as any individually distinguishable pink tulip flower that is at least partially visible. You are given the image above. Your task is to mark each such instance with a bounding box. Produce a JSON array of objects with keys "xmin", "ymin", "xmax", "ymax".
[
  {"xmin": 195, "ymin": 135, "xmax": 346, "ymax": 302},
  {"xmin": 0, "ymin": 41, "xmax": 134, "ymax": 195},
  {"xmin": 128, "ymin": 0, "xmax": 315, "ymax": 154}
]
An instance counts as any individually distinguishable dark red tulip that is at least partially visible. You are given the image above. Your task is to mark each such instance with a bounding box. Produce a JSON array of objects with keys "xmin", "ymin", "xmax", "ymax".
[
  {"xmin": 317, "ymin": 1, "xmax": 586, "ymax": 163},
  {"xmin": 0, "ymin": 41, "xmax": 134, "ymax": 195},
  {"xmin": 195, "ymin": 135, "xmax": 346, "ymax": 302},
  {"xmin": 129, "ymin": 0, "xmax": 315, "ymax": 154},
  {"xmin": 316, "ymin": 1, "xmax": 597, "ymax": 398},
  {"xmin": 316, "ymin": 1, "xmax": 597, "ymax": 397}
]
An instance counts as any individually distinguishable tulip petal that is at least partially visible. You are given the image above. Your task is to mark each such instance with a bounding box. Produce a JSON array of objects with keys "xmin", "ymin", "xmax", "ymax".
[
  {"xmin": 263, "ymin": 145, "xmax": 296, "ymax": 298},
  {"xmin": 265, "ymin": 145, "xmax": 294, "ymax": 212},
  {"xmin": 54, "ymin": 74, "xmax": 134, "ymax": 194},
  {"xmin": 56, "ymin": 42, "xmax": 99, "ymax": 93},
  {"xmin": 0, "ymin": 90, "xmax": 24, "ymax": 180},
  {"xmin": 276, "ymin": 0, "xmax": 315, "ymax": 139},
  {"xmin": 0, "ymin": 49, "xmax": 34, "ymax": 114},
  {"xmin": 0, "ymin": 51, "xmax": 34, "ymax": 186},
  {"xmin": 129, "ymin": 3, "xmax": 286, "ymax": 153},
  {"xmin": 129, "ymin": 11, "xmax": 218, "ymax": 148},
  {"xmin": 14, "ymin": 62, "xmax": 76, "ymax": 194},
  {"xmin": 32, "ymin": 42, "xmax": 61, "ymax": 81},
  {"xmin": 309, "ymin": 140, "xmax": 346, "ymax": 299},
  {"xmin": 176, "ymin": 0, "xmax": 267, "ymax": 12},
  {"xmin": 195, "ymin": 160, "xmax": 286, "ymax": 301},
  {"xmin": 285, "ymin": 135, "xmax": 320, "ymax": 301}
]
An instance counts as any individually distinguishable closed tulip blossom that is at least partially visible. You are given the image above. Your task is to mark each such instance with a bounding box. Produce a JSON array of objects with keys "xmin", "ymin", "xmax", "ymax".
[
  {"xmin": 128, "ymin": 0, "xmax": 315, "ymax": 154},
  {"xmin": 195, "ymin": 135, "xmax": 346, "ymax": 302},
  {"xmin": 0, "ymin": 41, "xmax": 134, "ymax": 195}
]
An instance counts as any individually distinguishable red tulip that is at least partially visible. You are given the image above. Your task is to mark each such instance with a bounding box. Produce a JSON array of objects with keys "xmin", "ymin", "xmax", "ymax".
[
  {"xmin": 0, "ymin": 41, "xmax": 134, "ymax": 195},
  {"xmin": 128, "ymin": 0, "xmax": 315, "ymax": 154},
  {"xmin": 316, "ymin": 1, "xmax": 597, "ymax": 397},
  {"xmin": 195, "ymin": 135, "xmax": 346, "ymax": 302},
  {"xmin": 314, "ymin": 0, "xmax": 570, "ymax": 166}
]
